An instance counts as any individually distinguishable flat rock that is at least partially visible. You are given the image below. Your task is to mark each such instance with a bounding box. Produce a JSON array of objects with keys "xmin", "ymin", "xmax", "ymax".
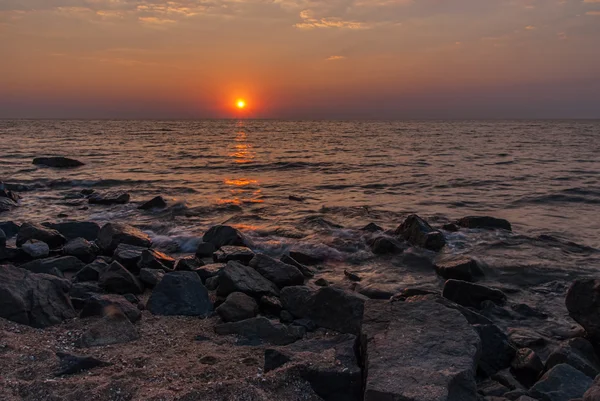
[
  {"xmin": 394, "ymin": 214, "xmax": 446, "ymax": 251},
  {"xmin": 216, "ymin": 292, "xmax": 258, "ymax": 322},
  {"xmin": 215, "ymin": 316, "xmax": 304, "ymax": 345},
  {"xmin": 546, "ymin": 338, "xmax": 600, "ymax": 379},
  {"xmin": 99, "ymin": 261, "xmax": 144, "ymax": 295},
  {"xmin": 529, "ymin": 363, "xmax": 592, "ymax": 401},
  {"xmin": 139, "ymin": 249, "xmax": 175, "ymax": 270},
  {"xmin": 80, "ymin": 294, "xmax": 141, "ymax": 323},
  {"xmin": 360, "ymin": 298, "xmax": 481, "ymax": 401},
  {"xmin": 249, "ymin": 254, "xmax": 304, "ymax": 288},
  {"xmin": 77, "ymin": 311, "xmax": 139, "ymax": 348},
  {"xmin": 33, "ymin": 156, "xmax": 84, "ymax": 168},
  {"xmin": 22, "ymin": 239, "xmax": 50, "ymax": 259},
  {"xmin": 203, "ymin": 225, "xmax": 249, "ymax": 248},
  {"xmin": 43, "ymin": 221, "xmax": 100, "ymax": 241},
  {"xmin": 55, "ymin": 352, "xmax": 110, "ymax": 376},
  {"xmin": 64, "ymin": 237, "xmax": 98, "ymax": 263},
  {"xmin": 213, "ymin": 245, "xmax": 255, "ymax": 264},
  {"xmin": 88, "ymin": 191, "xmax": 130, "ymax": 205},
  {"xmin": 139, "ymin": 268, "xmax": 165, "ymax": 288},
  {"xmin": 96, "ymin": 223, "xmax": 151, "ymax": 254},
  {"xmin": 217, "ymin": 261, "xmax": 279, "ymax": 298},
  {"xmin": 138, "ymin": 196, "xmax": 167, "ymax": 210},
  {"xmin": 443, "ymin": 279, "xmax": 507, "ymax": 308},
  {"xmin": 475, "ymin": 324, "xmax": 517, "ymax": 377},
  {"xmin": 456, "ymin": 216, "xmax": 512, "ymax": 231},
  {"xmin": 17, "ymin": 222, "xmax": 66, "ymax": 248},
  {"xmin": 147, "ymin": 271, "xmax": 213, "ymax": 317},
  {"xmin": 566, "ymin": 279, "xmax": 600, "ymax": 343},
  {"xmin": 20, "ymin": 256, "xmax": 85, "ymax": 276}
]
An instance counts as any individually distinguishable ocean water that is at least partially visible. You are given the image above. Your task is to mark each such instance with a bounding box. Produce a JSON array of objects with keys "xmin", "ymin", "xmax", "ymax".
[{"xmin": 1, "ymin": 119, "xmax": 599, "ymax": 300}]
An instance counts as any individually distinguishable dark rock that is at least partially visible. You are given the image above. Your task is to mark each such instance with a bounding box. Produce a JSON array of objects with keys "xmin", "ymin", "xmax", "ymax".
[
  {"xmin": 510, "ymin": 303, "xmax": 548, "ymax": 319},
  {"xmin": 511, "ymin": 348, "xmax": 544, "ymax": 387},
  {"xmin": 394, "ymin": 214, "xmax": 446, "ymax": 251},
  {"xmin": 361, "ymin": 298, "xmax": 481, "ymax": 401},
  {"xmin": 147, "ymin": 271, "xmax": 212, "ymax": 317},
  {"xmin": 43, "ymin": 221, "xmax": 100, "ymax": 241},
  {"xmin": 216, "ymin": 292, "xmax": 258, "ymax": 322},
  {"xmin": 280, "ymin": 310, "xmax": 294, "ymax": 324},
  {"xmin": 70, "ymin": 282, "xmax": 105, "ymax": 300},
  {"xmin": 123, "ymin": 293, "xmax": 139, "ymax": 304},
  {"xmin": 215, "ymin": 316, "xmax": 304, "ymax": 345},
  {"xmin": 435, "ymin": 255, "xmax": 484, "ymax": 281},
  {"xmin": 249, "ymin": 254, "xmax": 304, "ymax": 288},
  {"xmin": 175, "ymin": 256, "xmax": 204, "ymax": 271},
  {"xmin": 259, "ymin": 295, "xmax": 283, "ymax": 316},
  {"xmin": 361, "ymin": 223, "xmax": 383, "ymax": 232},
  {"xmin": 64, "ymin": 237, "xmax": 98, "ymax": 263},
  {"xmin": 456, "ymin": 216, "xmax": 512, "ymax": 231},
  {"xmin": 314, "ymin": 278, "xmax": 329, "ymax": 287},
  {"xmin": 139, "ymin": 248, "xmax": 174, "ymax": 271},
  {"xmin": 21, "ymin": 239, "xmax": 50, "ymax": 259},
  {"xmin": 279, "ymin": 286, "xmax": 314, "ymax": 318},
  {"xmin": 0, "ymin": 221, "xmax": 19, "ymax": 238},
  {"xmin": 280, "ymin": 254, "xmax": 315, "ymax": 278},
  {"xmin": 478, "ymin": 379, "xmax": 511, "ymax": 397},
  {"xmin": 80, "ymin": 294, "xmax": 141, "ymax": 323},
  {"xmin": 203, "ymin": 225, "xmax": 249, "ymax": 248},
  {"xmin": 139, "ymin": 268, "xmax": 165, "ymax": 288},
  {"xmin": 546, "ymin": 338, "xmax": 600, "ymax": 379},
  {"xmin": 0, "ymin": 265, "xmax": 75, "ymax": 328},
  {"xmin": 566, "ymin": 279, "xmax": 600, "ymax": 343},
  {"xmin": 88, "ymin": 191, "xmax": 130, "ymax": 205},
  {"xmin": 357, "ymin": 284, "xmax": 396, "ymax": 300},
  {"xmin": 492, "ymin": 368, "xmax": 525, "ymax": 393},
  {"xmin": 113, "ymin": 243, "xmax": 146, "ymax": 272},
  {"xmin": 99, "ymin": 261, "xmax": 144, "ymax": 295},
  {"xmin": 529, "ymin": 363, "xmax": 592, "ymax": 401},
  {"xmin": 73, "ymin": 259, "xmax": 109, "ymax": 282},
  {"xmin": 196, "ymin": 241, "xmax": 216, "ymax": 258},
  {"xmin": 217, "ymin": 261, "xmax": 279, "ymax": 298},
  {"xmin": 584, "ymin": 376, "xmax": 600, "ymax": 401},
  {"xmin": 443, "ymin": 279, "xmax": 507, "ymax": 308},
  {"xmin": 442, "ymin": 223, "xmax": 460, "ymax": 232},
  {"xmin": 288, "ymin": 250, "xmax": 324, "ymax": 266},
  {"xmin": 213, "ymin": 245, "xmax": 255, "ymax": 264},
  {"xmin": 344, "ymin": 269, "xmax": 362, "ymax": 282},
  {"xmin": 475, "ymin": 324, "xmax": 517, "ymax": 377},
  {"xmin": 33, "ymin": 156, "xmax": 84, "ymax": 168},
  {"xmin": 96, "ymin": 223, "xmax": 151, "ymax": 254},
  {"xmin": 292, "ymin": 318, "xmax": 318, "ymax": 332},
  {"xmin": 369, "ymin": 236, "xmax": 405, "ymax": 254},
  {"xmin": 77, "ymin": 311, "xmax": 139, "ymax": 348},
  {"xmin": 192, "ymin": 263, "xmax": 224, "ymax": 282},
  {"xmin": 0, "ymin": 197, "xmax": 17, "ymax": 212},
  {"xmin": 138, "ymin": 196, "xmax": 167, "ymax": 210},
  {"xmin": 288, "ymin": 195, "xmax": 306, "ymax": 202},
  {"xmin": 0, "ymin": 246, "xmax": 28, "ymax": 265},
  {"xmin": 17, "ymin": 222, "xmax": 66, "ymax": 248},
  {"xmin": 21, "ymin": 256, "xmax": 85, "ymax": 275},
  {"xmin": 55, "ymin": 352, "xmax": 110, "ymax": 376},
  {"xmin": 0, "ymin": 183, "xmax": 19, "ymax": 203},
  {"xmin": 421, "ymin": 294, "xmax": 494, "ymax": 325},
  {"xmin": 0, "ymin": 228, "xmax": 5, "ymax": 248},
  {"xmin": 205, "ymin": 276, "xmax": 219, "ymax": 291},
  {"xmin": 264, "ymin": 348, "xmax": 292, "ymax": 373}
]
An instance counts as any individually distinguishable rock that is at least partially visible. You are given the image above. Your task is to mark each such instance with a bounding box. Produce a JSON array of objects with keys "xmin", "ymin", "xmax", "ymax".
[
  {"xmin": 264, "ymin": 348, "xmax": 292, "ymax": 373},
  {"xmin": 70, "ymin": 282, "xmax": 105, "ymax": 300},
  {"xmin": 360, "ymin": 298, "xmax": 481, "ymax": 401},
  {"xmin": 215, "ymin": 317, "xmax": 304, "ymax": 345},
  {"xmin": 280, "ymin": 310, "xmax": 294, "ymax": 323},
  {"xmin": 21, "ymin": 239, "xmax": 50, "ymax": 259},
  {"xmin": 205, "ymin": 276, "xmax": 219, "ymax": 291},
  {"xmin": 88, "ymin": 191, "xmax": 130, "ymax": 205},
  {"xmin": 138, "ymin": 196, "xmax": 167, "ymax": 210},
  {"xmin": 43, "ymin": 221, "xmax": 100, "ymax": 241},
  {"xmin": 566, "ymin": 279, "xmax": 600, "ymax": 343},
  {"xmin": 292, "ymin": 318, "xmax": 318, "ymax": 332},
  {"xmin": 434, "ymin": 256, "xmax": 484, "ymax": 281},
  {"xmin": 394, "ymin": 214, "xmax": 446, "ymax": 251},
  {"xmin": 249, "ymin": 254, "xmax": 304, "ymax": 288},
  {"xmin": 97, "ymin": 223, "xmax": 151, "ymax": 254},
  {"xmin": 510, "ymin": 303, "xmax": 548, "ymax": 319},
  {"xmin": 20, "ymin": 256, "xmax": 85, "ymax": 276},
  {"xmin": 55, "ymin": 352, "xmax": 110, "ymax": 376},
  {"xmin": 196, "ymin": 241, "xmax": 216, "ymax": 258},
  {"xmin": 511, "ymin": 348, "xmax": 544, "ymax": 388},
  {"xmin": 0, "ymin": 183, "xmax": 19, "ymax": 203},
  {"xmin": 529, "ymin": 364, "xmax": 592, "ymax": 401},
  {"xmin": 508, "ymin": 328, "xmax": 548, "ymax": 349},
  {"xmin": 546, "ymin": 338, "xmax": 600, "ymax": 379},
  {"xmin": 315, "ymin": 278, "xmax": 329, "ymax": 287},
  {"xmin": 192, "ymin": 263, "xmax": 224, "ymax": 282},
  {"xmin": 64, "ymin": 237, "xmax": 98, "ymax": 263},
  {"xmin": 259, "ymin": 295, "xmax": 283, "ymax": 316},
  {"xmin": 442, "ymin": 223, "xmax": 460, "ymax": 232},
  {"xmin": 361, "ymin": 223, "xmax": 383, "ymax": 232},
  {"xmin": 344, "ymin": 269, "xmax": 362, "ymax": 282},
  {"xmin": 213, "ymin": 245, "xmax": 255, "ymax": 264},
  {"xmin": 281, "ymin": 286, "xmax": 367, "ymax": 335},
  {"xmin": 139, "ymin": 249, "xmax": 175, "ymax": 271},
  {"xmin": 77, "ymin": 311, "xmax": 140, "ymax": 348},
  {"xmin": 80, "ymin": 294, "xmax": 141, "ymax": 323},
  {"xmin": 0, "ymin": 221, "xmax": 19, "ymax": 238},
  {"xmin": 456, "ymin": 216, "xmax": 512, "ymax": 231},
  {"xmin": 443, "ymin": 279, "xmax": 507, "ymax": 308},
  {"xmin": 288, "ymin": 195, "xmax": 306, "ymax": 202},
  {"xmin": 33, "ymin": 156, "xmax": 84, "ymax": 168},
  {"xmin": 217, "ymin": 261, "xmax": 279, "ymax": 298},
  {"xmin": 478, "ymin": 379, "xmax": 510, "ymax": 397},
  {"xmin": 16, "ymin": 222, "xmax": 66, "ymax": 248},
  {"xmin": 175, "ymin": 256, "xmax": 204, "ymax": 271},
  {"xmin": 0, "ymin": 265, "xmax": 75, "ymax": 327},
  {"xmin": 0, "ymin": 228, "xmax": 5, "ymax": 248},
  {"xmin": 113, "ymin": 243, "xmax": 146, "ymax": 272},
  {"xmin": 99, "ymin": 261, "xmax": 144, "ymax": 295},
  {"xmin": 475, "ymin": 324, "xmax": 517, "ymax": 377},
  {"xmin": 147, "ymin": 271, "xmax": 212, "ymax": 317},
  {"xmin": 280, "ymin": 254, "xmax": 315, "ymax": 278},
  {"xmin": 369, "ymin": 236, "xmax": 405, "ymax": 254},
  {"xmin": 139, "ymin": 268, "xmax": 164, "ymax": 288},
  {"xmin": 216, "ymin": 292, "xmax": 258, "ymax": 322},
  {"xmin": 203, "ymin": 225, "xmax": 249, "ymax": 248},
  {"xmin": 0, "ymin": 197, "xmax": 17, "ymax": 212},
  {"xmin": 584, "ymin": 376, "xmax": 600, "ymax": 401},
  {"xmin": 73, "ymin": 259, "xmax": 109, "ymax": 282},
  {"xmin": 288, "ymin": 250, "xmax": 324, "ymax": 266}
]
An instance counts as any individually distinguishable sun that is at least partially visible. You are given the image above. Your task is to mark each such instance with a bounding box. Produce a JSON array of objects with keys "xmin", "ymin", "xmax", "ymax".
[{"xmin": 236, "ymin": 99, "xmax": 246, "ymax": 109}]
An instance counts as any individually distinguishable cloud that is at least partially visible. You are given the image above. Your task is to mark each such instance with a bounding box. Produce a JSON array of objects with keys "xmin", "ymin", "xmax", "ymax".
[{"xmin": 326, "ymin": 55, "xmax": 346, "ymax": 60}]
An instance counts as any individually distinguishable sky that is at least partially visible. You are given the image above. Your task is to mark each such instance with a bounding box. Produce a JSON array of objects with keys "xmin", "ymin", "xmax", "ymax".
[{"xmin": 1, "ymin": 0, "xmax": 599, "ymax": 119}]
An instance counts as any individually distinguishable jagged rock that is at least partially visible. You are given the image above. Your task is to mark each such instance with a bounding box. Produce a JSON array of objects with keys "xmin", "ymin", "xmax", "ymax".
[
  {"xmin": 33, "ymin": 156, "xmax": 84, "ymax": 168},
  {"xmin": 196, "ymin": 241, "xmax": 216, "ymax": 258},
  {"xmin": 16, "ymin": 222, "xmax": 66, "ymax": 248},
  {"xmin": 475, "ymin": 324, "xmax": 517, "ymax": 377},
  {"xmin": 249, "ymin": 254, "xmax": 304, "ymax": 288},
  {"xmin": 55, "ymin": 352, "xmax": 110, "ymax": 376},
  {"xmin": 414, "ymin": 293, "xmax": 494, "ymax": 325},
  {"xmin": 0, "ymin": 265, "xmax": 75, "ymax": 327},
  {"xmin": 139, "ymin": 249, "xmax": 174, "ymax": 270},
  {"xmin": 394, "ymin": 214, "xmax": 446, "ymax": 251},
  {"xmin": 77, "ymin": 311, "xmax": 139, "ymax": 348},
  {"xmin": 64, "ymin": 237, "xmax": 98, "ymax": 263},
  {"xmin": 21, "ymin": 239, "xmax": 50, "ymax": 259},
  {"xmin": 215, "ymin": 317, "xmax": 304, "ymax": 345},
  {"xmin": 456, "ymin": 216, "xmax": 512, "ymax": 231},
  {"xmin": 434, "ymin": 256, "xmax": 484, "ymax": 281},
  {"xmin": 96, "ymin": 223, "xmax": 151, "ymax": 254},
  {"xmin": 217, "ymin": 261, "xmax": 279, "ymax": 298},
  {"xmin": 260, "ymin": 295, "xmax": 283, "ymax": 316},
  {"xmin": 73, "ymin": 259, "xmax": 109, "ymax": 282},
  {"xmin": 529, "ymin": 363, "xmax": 592, "ymax": 401},
  {"xmin": 213, "ymin": 245, "xmax": 255, "ymax": 264},
  {"xmin": 511, "ymin": 348, "xmax": 544, "ymax": 388},
  {"xmin": 203, "ymin": 225, "xmax": 249, "ymax": 248},
  {"xmin": 43, "ymin": 221, "xmax": 100, "ymax": 241},
  {"xmin": 216, "ymin": 292, "xmax": 258, "ymax": 322},
  {"xmin": 443, "ymin": 279, "xmax": 507, "ymax": 308},
  {"xmin": 288, "ymin": 250, "xmax": 324, "ymax": 266},
  {"xmin": 361, "ymin": 298, "xmax": 481, "ymax": 401},
  {"xmin": 99, "ymin": 261, "xmax": 144, "ymax": 295},
  {"xmin": 80, "ymin": 294, "xmax": 141, "ymax": 323},
  {"xmin": 20, "ymin": 256, "xmax": 85, "ymax": 276},
  {"xmin": 566, "ymin": 279, "xmax": 600, "ymax": 343},
  {"xmin": 369, "ymin": 236, "xmax": 405, "ymax": 254},
  {"xmin": 280, "ymin": 254, "xmax": 315, "ymax": 278},
  {"xmin": 139, "ymin": 268, "xmax": 164, "ymax": 288},
  {"xmin": 175, "ymin": 256, "xmax": 205, "ymax": 271},
  {"xmin": 113, "ymin": 243, "xmax": 146, "ymax": 272},
  {"xmin": 147, "ymin": 271, "xmax": 212, "ymax": 317},
  {"xmin": 546, "ymin": 338, "xmax": 600, "ymax": 379},
  {"xmin": 88, "ymin": 191, "xmax": 130, "ymax": 205},
  {"xmin": 138, "ymin": 196, "xmax": 167, "ymax": 210},
  {"xmin": 0, "ymin": 221, "xmax": 19, "ymax": 238},
  {"xmin": 192, "ymin": 263, "xmax": 224, "ymax": 282}
]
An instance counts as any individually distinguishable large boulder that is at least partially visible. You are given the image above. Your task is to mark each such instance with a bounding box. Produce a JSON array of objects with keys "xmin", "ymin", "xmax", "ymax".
[
  {"xmin": 217, "ymin": 261, "xmax": 279, "ymax": 298},
  {"xmin": 443, "ymin": 279, "xmax": 507, "ymax": 309},
  {"xmin": 88, "ymin": 191, "xmax": 130, "ymax": 205},
  {"xmin": 203, "ymin": 225, "xmax": 249, "ymax": 248},
  {"xmin": 280, "ymin": 254, "xmax": 315, "ymax": 278},
  {"xmin": 474, "ymin": 324, "xmax": 517, "ymax": 377},
  {"xmin": 16, "ymin": 222, "xmax": 66, "ymax": 248},
  {"xmin": 546, "ymin": 338, "xmax": 600, "ymax": 379},
  {"xmin": 33, "ymin": 156, "xmax": 84, "ymax": 168},
  {"xmin": 99, "ymin": 261, "xmax": 144, "ymax": 295},
  {"xmin": 43, "ymin": 221, "xmax": 100, "ymax": 241},
  {"xmin": 216, "ymin": 292, "xmax": 258, "ymax": 322},
  {"xmin": 360, "ymin": 298, "xmax": 481, "ymax": 401},
  {"xmin": 434, "ymin": 256, "xmax": 484, "ymax": 282},
  {"xmin": 20, "ymin": 256, "xmax": 85, "ymax": 276},
  {"xmin": 213, "ymin": 245, "xmax": 255, "ymax": 264},
  {"xmin": 192, "ymin": 263, "xmax": 224, "ymax": 282},
  {"xmin": 147, "ymin": 271, "xmax": 212, "ymax": 317},
  {"xmin": 139, "ymin": 268, "xmax": 164, "ymax": 288},
  {"xmin": 80, "ymin": 294, "xmax": 141, "ymax": 323},
  {"xmin": 64, "ymin": 237, "xmax": 98, "ymax": 263},
  {"xmin": 97, "ymin": 223, "xmax": 151, "ymax": 254},
  {"xmin": 529, "ymin": 363, "xmax": 592, "ymax": 401},
  {"xmin": 0, "ymin": 265, "xmax": 76, "ymax": 328},
  {"xmin": 394, "ymin": 214, "xmax": 446, "ymax": 251},
  {"xmin": 249, "ymin": 254, "xmax": 304, "ymax": 288},
  {"xmin": 77, "ymin": 311, "xmax": 139, "ymax": 348},
  {"xmin": 73, "ymin": 259, "xmax": 109, "ymax": 282},
  {"xmin": 566, "ymin": 279, "xmax": 600, "ymax": 343},
  {"xmin": 456, "ymin": 216, "xmax": 512, "ymax": 231},
  {"xmin": 215, "ymin": 317, "xmax": 304, "ymax": 345}
]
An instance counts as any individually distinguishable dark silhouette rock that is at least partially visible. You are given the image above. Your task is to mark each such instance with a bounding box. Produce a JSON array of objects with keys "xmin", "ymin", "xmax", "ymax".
[
  {"xmin": 113, "ymin": 243, "xmax": 146, "ymax": 272},
  {"xmin": 80, "ymin": 294, "xmax": 141, "ymax": 323},
  {"xmin": 139, "ymin": 268, "xmax": 164, "ymax": 288},
  {"xmin": 529, "ymin": 363, "xmax": 592, "ymax": 401},
  {"xmin": 511, "ymin": 348, "xmax": 544, "ymax": 388},
  {"xmin": 77, "ymin": 311, "xmax": 139, "ymax": 348},
  {"xmin": 546, "ymin": 338, "xmax": 600, "ymax": 379},
  {"xmin": 0, "ymin": 221, "xmax": 19, "ymax": 238},
  {"xmin": 43, "ymin": 221, "xmax": 100, "ymax": 241},
  {"xmin": 196, "ymin": 241, "xmax": 216, "ymax": 258},
  {"xmin": 249, "ymin": 254, "xmax": 304, "ymax": 288},
  {"xmin": 88, "ymin": 191, "xmax": 130, "ymax": 205},
  {"xmin": 97, "ymin": 223, "xmax": 151, "ymax": 254},
  {"xmin": 21, "ymin": 239, "xmax": 50, "ymax": 259},
  {"xmin": 175, "ymin": 256, "xmax": 204, "ymax": 271},
  {"xmin": 21, "ymin": 256, "xmax": 85, "ymax": 275},
  {"xmin": 55, "ymin": 352, "xmax": 111, "ymax": 376},
  {"xmin": 369, "ymin": 236, "xmax": 405, "ymax": 254},
  {"xmin": 64, "ymin": 237, "xmax": 98, "ymax": 263},
  {"xmin": 394, "ymin": 214, "xmax": 446, "ymax": 251},
  {"xmin": 33, "ymin": 156, "xmax": 84, "ymax": 168},
  {"xmin": 216, "ymin": 292, "xmax": 258, "ymax": 322},
  {"xmin": 217, "ymin": 261, "xmax": 279, "ymax": 298},
  {"xmin": 475, "ymin": 324, "xmax": 517, "ymax": 377},
  {"xmin": 0, "ymin": 228, "xmax": 5, "ymax": 248},
  {"xmin": 213, "ymin": 245, "xmax": 255, "ymax": 264},
  {"xmin": 456, "ymin": 216, "xmax": 512, "ymax": 231},
  {"xmin": 264, "ymin": 348, "xmax": 292, "ymax": 373},
  {"xmin": 138, "ymin": 196, "xmax": 167, "ymax": 210},
  {"xmin": 99, "ymin": 261, "xmax": 144, "ymax": 295},
  {"xmin": 191, "ymin": 263, "xmax": 224, "ymax": 282},
  {"xmin": 344, "ymin": 269, "xmax": 362, "ymax": 282},
  {"xmin": 259, "ymin": 295, "xmax": 283, "ymax": 316},
  {"xmin": 17, "ymin": 222, "xmax": 66, "ymax": 248},
  {"xmin": 0, "ymin": 183, "xmax": 19, "ymax": 203},
  {"xmin": 0, "ymin": 197, "xmax": 17, "ymax": 212},
  {"xmin": 288, "ymin": 250, "xmax": 324, "ymax": 266},
  {"xmin": 73, "ymin": 259, "xmax": 109, "ymax": 282},
  {"xmin": 203, "ymin": 225, "xmax": 249, "ymax": 248},
  {"xmin": 215, "ymin": 316, "xmax": 304, "ymax": 345},
  {"xmin": 314, "ymin": 278, "xmax": 329, "ymax": 287},
  {"xmin": 280, "ymin": 254, "xmax": 315, "ymax": 278},
  {"xmin": 147, "ymin": 271, "xmax": 212, "ymax": 317},
  {"xmin": 442, "ymin": 223, "xmax": 460, "ymax": 232},
  {"xmin": 139, "ymin": 249, "xmax": 174, "ymax": 270},
  {"xmin": 435, "ymin": 256, "xmax": 484, "ymax": 281},
  {"xmin": 566, "ymin": 279, "xmax": 600, "ymax": 343},
  {"xmin": 70, "ymin": 282, "xmax": 105, "ymax": 301},
  {"xmin": 443, "ymin": 279, "xmax": 507, "ymax": 308},
  {"xmin": 361, "ymin": 223, "xmax": 383, "ymax": 232}
]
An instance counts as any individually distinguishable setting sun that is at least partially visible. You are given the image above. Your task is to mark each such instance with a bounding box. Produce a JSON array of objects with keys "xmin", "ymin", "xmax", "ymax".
[{"xmin": 236, "ymin": 100, "xmax": 246, "ymax": 109}]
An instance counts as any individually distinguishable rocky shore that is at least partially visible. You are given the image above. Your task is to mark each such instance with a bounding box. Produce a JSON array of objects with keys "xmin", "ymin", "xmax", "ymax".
[{"xmin": 2, "ymin": 172, "xmax": 600, "ymax": 401}]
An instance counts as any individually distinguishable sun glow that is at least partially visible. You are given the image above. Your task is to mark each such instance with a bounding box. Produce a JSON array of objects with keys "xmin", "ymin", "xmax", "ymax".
[{"xmin": 236, "ymin": 99, "xmax": 246, "ymax": 109}]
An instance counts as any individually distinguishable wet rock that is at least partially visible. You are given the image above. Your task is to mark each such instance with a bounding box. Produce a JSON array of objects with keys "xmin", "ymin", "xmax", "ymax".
[
  {"xmin": 80, "ymin": 294, "xmax": 141, "ymax": 323},
  {"xmin": 139, "ymin": 268, "xmax": 165, "ymax": 288},
  {"xmin": 147, "ymin": 271, "xmax": 212, "ymax": 317},
  {"xmin": 249, "ymin": 254, "xmax": 304, "ymax": 288},
  {"xmin": 361, "ymin": 223, "xmax": 383, "ymax": 232},
  {"xmin": 20, "ymin": 256, "xmax": 85, "ymax": 276},
  {"xmin": 33, "ymin": 156, "xmax": 84, "ymax": 168},
  {"xmin": 0, "ymin": 183, "xmax": 19, "ymax": 203},
  {"xmin": 475, "ymin": 324, "xmax": 517, "ymax": 377},
  {"xmin": 344, "ymin": 269, "xmax": 362, "ymax": 282},
  {"xmin": 288, "ymin": 250, "xmax": 324, "ymax": 266},
  {"xmin": 192, "ymin": 262, "xmax": 224, "ymax": 282},
  {"xmin": 357, "ymin": 284, "xmax": 396, "ymax": 300},
  {"xmin": 0, "ymin": 221, "xmax": 19, "ymax": 238},
  {"xmin": 217, "ymin": 261, "xmax": 279, "ymax": 298},
  {"xmin": 288, "ymin": 195, "xmax": 306, "ymax": 202},
  {"xmin": 529, "ymin": 363, "xmax": 592, "ymax": 401},
  {"xmin": 64, "ymin": 237, "xmax": 98, "ymax": 263},
  {"xmin": 175, "ymin": 256, "xmax": 204, "ymax": 271},
  {"xmin": 0, "ymin": 228, "xmax": 5, "ymax": 248},
  {"xmin": 260, "ymin": 295, "xmax": 283, "ymax": 316},
  {"xmin": 546, "ymin": 338, "xmax": 600, "ymax": 379},
  {"xmin": 360, "ymin": 298, "xmax": 481, "ymax": 401},
  {"xmin": 215, "ymin": 316, "xmax": 304, "ymax": 345},
  {"xmin": 139, "ymin": 248, "xmax": 175, "ymax": 270},
  {"xmin": 0, "ymin": 197, "xmax": 17, "ymax": 212},
  {"xmin": 456, "ymin": 216, "xmax": 512, "ymax": 231},
  {"xmin": 511, "ymin": 348, "xmax": 544, "ymax": 388},
  {"xmin": 73, "ymin": 259, "xmax": 109, "ymax": 282},
  {"xmin": 77, "ymin": 311, "xmax": 140, "ymax": 348},
  {"xmin": 394, "ymin": 214, "xmax": 446, "ymax": 251},
  {"xmin": 196, "ymin": 241, "xmax": 216, "ymax": 258},
  {"xmin": 113, "ymin": 243, "xmax": 146, "ymax": 272},
  {"xmin": 492, "ymin": 369, "xmax": 526, "ymax": 393},
  {"xmin": 216, "ymin": 292, "xmax": 258, "ymax": 322},
  {"xmin": 442, "ymin": 223, "xmax": 460, "ymax": 232},
  {"xmin": 510, "ymin": 303, "xmax": 548, "ymax": 320},
  {"xmin": 0, "ymin": 265, "xmax": 75, "ymax": 328},
  {"xmin": 280, "ymin": 254, "xmax": 315, "ymax": 278},
  {"xmin": 99, "ymin": 261, "xmax": 144, "ymax": 295},
  {"xmin": 435, "ymin": 256, "xmax": 484, "ymax": 282},
  {"xmin": 96, "ymin": 222, "xmax": 151, "ymax": 254},
  {"xmin": 21, "ymin": 239, "xmax": 50, "ymax": 259},
  {"xmin": 138, "ymin": 196, "xmax": 167, "ymax": 210},
  {"xmin": 443, "ymin": 279, "xmax": 507, "ymax": 308},
  {"xmin": 88, "ymin": 191, "xmax": 130, "ymax": 205},
  {"xmin": 369, "ymin": 236, "xmax": 405, "ymax": 254},
  {"xmin": 55, "ymin": 352, "xmax": 110, "ymax": 376},
  {"xmin": 566, "ymin": 279, "xmax": 600, "ymax": 343},
  {"xmin": 314, "ymin": 278, "xmax": 329, "ymax": 287},
  {"xmin": 213, "ymin": 245, "xmax": 255, "ymax": 264},
  {"xmin": 43, "ymin": 221, "xmax": 100, "ymax": 241},
  {"xmin": 203, "ymin": 225, "xmax": 249, "ymax": 248},
  {"xmin": 17, "ymin": 222, "xmax": 66, "ymax": 248}
]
